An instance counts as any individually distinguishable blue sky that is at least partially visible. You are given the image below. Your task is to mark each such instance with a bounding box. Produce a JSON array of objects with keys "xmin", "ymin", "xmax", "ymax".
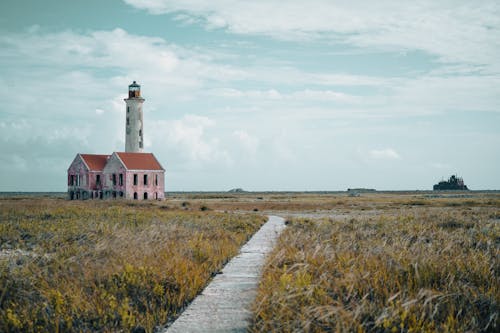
[{"xmin": 0, "ymin": 0, "xmax": 499, "ymax": 191}]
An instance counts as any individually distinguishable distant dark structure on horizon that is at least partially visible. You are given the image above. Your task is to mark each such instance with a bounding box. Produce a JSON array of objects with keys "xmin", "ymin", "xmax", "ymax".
[
  {"xmin": 433, "ymin": 175, "xmax": 469, "ymax": 191},
  {"xmin": 347, "ymin": 188, "xmax": 376, "ymax": 193},
  {"xmin": 228, "ymin": 188, "xmax": 246, "ymax": 193}
]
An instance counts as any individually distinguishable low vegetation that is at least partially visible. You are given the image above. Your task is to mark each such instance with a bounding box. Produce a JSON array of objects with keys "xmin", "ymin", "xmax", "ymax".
[
  {"xmin": 0, "ymin": 198, "xmax": 265, "ymax": 332},
  {"xmin": 251, "ymin": 206, "xmax": 499, "ymax": 332},
  {"xmin": 166, "ymin": 192, "xmax": 500, "ymax": 213}
]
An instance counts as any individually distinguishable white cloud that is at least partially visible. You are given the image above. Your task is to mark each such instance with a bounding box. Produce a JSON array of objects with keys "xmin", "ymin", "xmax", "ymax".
[
  {"xmin": 123, "ymin": 0, "xmax": 500, "ymax": 73},
  {"xmin": 0, "ymin": 27, "xmax": 249, "ymax": 97},
  {"xmin": 272, "ymin": 130, "xmax": 296, "ymax": 162},
  {"xmin": 232, "ymin": 130, "xmax": 259, "ymax": 155},
  {"xmin": 149, "ymin": 115, "xmax": 231, "ymax": 165},
  {"xmin": 212, "ymin": 88, "xmax": 358, "ymax": 103},
  {"xmin": 215, "ymin": 88, "xmax": 282, "ymax": 99},
  {"xmin": 388, "ymin": 75, "xmax": 500, "ymax": 113},
  {"xmin": 369, "ymin": 148, "xmax": 401, "ymax": 160},
  {"xmin": 168, "ymin": 115, "xmax": 217, "ymax": 162}
]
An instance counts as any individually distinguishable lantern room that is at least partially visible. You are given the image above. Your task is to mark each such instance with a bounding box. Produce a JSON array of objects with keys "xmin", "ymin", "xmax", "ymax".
[{"xmin": 128, "ymin": 81, "xmax": 141, "ymax": 98}]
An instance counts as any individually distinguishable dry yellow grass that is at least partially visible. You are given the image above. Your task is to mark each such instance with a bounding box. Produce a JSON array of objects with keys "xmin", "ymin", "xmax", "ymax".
[
  {"xmin": 0, "ymin": 198, "xmax": 265, "ymax": 332},
  {"xmin": 251, "ymin": 202, "xmax": 499, "ymax": 332},
  {"xmin": 166, "ymin": 192, "xmax": 500, "ymax": 213},
  {"xmin": 1, "ymin": 193, "xmax": 498, "ymax": 332}
]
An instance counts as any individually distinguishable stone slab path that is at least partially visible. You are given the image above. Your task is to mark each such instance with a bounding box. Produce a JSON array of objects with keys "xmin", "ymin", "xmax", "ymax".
[{"xmin": 163, "ymin": 215, "xmax": 286, "ymax": 333}]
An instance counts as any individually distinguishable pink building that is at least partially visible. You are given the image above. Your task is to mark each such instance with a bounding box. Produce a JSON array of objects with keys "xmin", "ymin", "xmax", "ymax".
[
  {"xmin": 67, "ymin": 154, "xmax": 109, "ymax": 200},
  {"xmin": 67, "ymin": 82, "xmax": 166, "ymax": 200}
]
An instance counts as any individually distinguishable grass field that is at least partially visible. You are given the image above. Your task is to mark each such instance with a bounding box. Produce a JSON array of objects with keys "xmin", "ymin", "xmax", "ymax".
[
  {"xmin": 0, "ymin": 192, "xmax": 498, "ymax": 332},
  {"xmin": 0, "ymin": 198, "xmax": 265, "ymax": 332},
  {"xmin": 250, "ymin": 195, "xmax": 500, "ymax": 332}
]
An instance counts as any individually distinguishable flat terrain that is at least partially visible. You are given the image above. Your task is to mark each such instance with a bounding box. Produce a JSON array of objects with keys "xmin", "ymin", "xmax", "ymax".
[
  {"xmin": 165, "ymin": 216, "xmax": 285, "ymax": 333},
  {"xmin": 0, "ymin": 198, "xmax": 265, "ymax": 332},
  {"xmin": 247, "ymin": 192, "xmax": 500, "ymax": 332},
  {"xmin": 0, "ymin": 192, "xmax": 498, "ymax": 332}
]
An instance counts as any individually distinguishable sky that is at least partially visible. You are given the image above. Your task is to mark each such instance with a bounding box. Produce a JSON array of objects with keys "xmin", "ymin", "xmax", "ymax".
[{"xmin": 0, "ymin": 0, "xmax": 499, "ymax": 191}]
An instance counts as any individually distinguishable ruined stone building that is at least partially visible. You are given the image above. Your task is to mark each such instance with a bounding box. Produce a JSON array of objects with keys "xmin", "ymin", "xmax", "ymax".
[{"xmin": 67, "ymin": 82, "xmax": 165, "ymax": 200}]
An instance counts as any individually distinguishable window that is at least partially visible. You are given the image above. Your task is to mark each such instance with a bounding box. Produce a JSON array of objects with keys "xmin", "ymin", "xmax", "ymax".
[
  {"xmin": 133, "ymin": 192, "xmax": 138, "ymax": 200},
  {"xmin": 139, "ymin": 141, "xmax": 143, "ymax": 148},
  {"xmin": 127, "ymin": 106, "xmax": 129, "ymax": 113},
  {"xmin": 144, "ymin": 174, "xmax": 148, "ymax": 186},
  {"xmin": 112, "ymin": 174, "xmax": 117, "ymax": 186},
  {"xmin": 96, "ymin": 174, "xmax": 101, "ymax": 185},
  {"xmin": 133, "ymin": 174, "xmax": 138, "ymax": 185},
  {"xmin": 155, "ymin": 174, "xmax": 158, "ymax": 186},
  {"xmin": 69, "ymin": 175, "xmax": 74, "ymax": 186},
  {"xmin": 119, "ymin": 174, "xmax": 123, "ymax": 186},
  {"xmin": 127, "ymin": 117, "xmax": 130, "ymax": 125},
  {"xmin": 144, "ymin": 192, "xmax": 148, "ymax": 200}
]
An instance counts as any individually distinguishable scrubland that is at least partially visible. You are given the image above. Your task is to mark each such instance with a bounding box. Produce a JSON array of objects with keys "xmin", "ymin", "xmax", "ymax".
[
  {"xmin": 0, "ymin": 198, "xmax": 265, "ymax": 332},
  {"xmin": 1, "ymin": 192, "xmax": 498, "ymax": 332},
  {"xmin": 167, "ymin": 191, "xmax": 499, "ymax": 214},
  {"xmin": 250, "ymin": 195, "xmax": 499, "ymax": 332}
]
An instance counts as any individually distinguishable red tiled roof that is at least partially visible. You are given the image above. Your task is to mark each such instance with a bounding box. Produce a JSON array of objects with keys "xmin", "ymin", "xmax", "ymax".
[
  {"xmin": 116, "ymin": 152, "xmax": 164, "ymax": 170},
  {"xmin": 80, "ymin": 154, "xmax": 110, "ymax": 171}
]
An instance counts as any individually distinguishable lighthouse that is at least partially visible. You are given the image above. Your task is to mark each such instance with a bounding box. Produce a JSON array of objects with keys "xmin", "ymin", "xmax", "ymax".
[
  {"xmin": 125, "ymin": 81, "xmax": 144, "ymax": 152},
  {"xmin": 67, "ymin": 81, "xmax": 165, "ymax": 200}
]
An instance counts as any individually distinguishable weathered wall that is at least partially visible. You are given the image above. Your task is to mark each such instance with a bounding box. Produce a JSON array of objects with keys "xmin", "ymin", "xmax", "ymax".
[
  {"xmin": 102, "ymin": 154, "xmax": 128, "ymax": 198},
  {"xmin": 102, "ymin": 153, "xmax": 165, "ymax": 200},
  {"xmin": 67, "ymin": 155, "xmax": 107, "ymax": 199},
  {"xmin": 125, "ymin": 97, "xmax": 144, "ymax": 153},
  {"xmin": 67, "ymin": 155, "xmax": 89, "ymax": 199},
  {"xmin": 125, "ymin": 170, "xmax": 165, "ymax": 200}
]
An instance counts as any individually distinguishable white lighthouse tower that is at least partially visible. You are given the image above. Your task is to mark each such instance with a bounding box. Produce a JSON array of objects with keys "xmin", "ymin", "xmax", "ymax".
[{"xmin": 125, "ymin": 81, "xmax": 144, "ymax": 152}]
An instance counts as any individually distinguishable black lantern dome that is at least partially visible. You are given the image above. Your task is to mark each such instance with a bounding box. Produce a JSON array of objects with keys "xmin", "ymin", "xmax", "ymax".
[{"xmin": 128, "ymin": 81, "xmax": 141, "ymax": 98}]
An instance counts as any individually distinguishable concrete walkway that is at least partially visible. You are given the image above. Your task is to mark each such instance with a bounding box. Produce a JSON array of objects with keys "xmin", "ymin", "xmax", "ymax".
[{"xmin": 163, "ymin": 215, "xmax": 286, "ymax": 333}]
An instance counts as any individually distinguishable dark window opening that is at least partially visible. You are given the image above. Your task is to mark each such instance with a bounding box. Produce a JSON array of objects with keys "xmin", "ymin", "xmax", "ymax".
[
  {"xmin": 96, "ymin": 174, "xmax": 101, "ymax": 186},
  {"xmin": 112, "ymin": 174, "xmax": 117, "ymax": 186},
  {"xmin": 155, "ymin": 174, "xmax": 158, "ymax": 186},
  {"xmin": 133, "ymin": 192, "xmax": 138, "ymax": 200},
  {"xmin": 119, "ymin": 174, "xmax": 123, "ymax": 186},
  {"xmin": 133, "ymin": 174, "xmax": 138, "ymax": 185},
  {"xmin": 139, "ymin": 141, "xmax": 143, "ymax": 148},
  {"xmin": 144, "ymin": 192, "xmax": 148, "ymax": 200},
  {"xmin": 155, "ymin": 192, "xmax": 158, "ymax": 200},
  {"xmin": 70, "ymin": 175, "xmax": 74, "ymax": 186},
  {"xmin": 127, "ymin": 117, "xmax": 130, "ymax": 125},
  {"xmin": 119, "ymin": 191, "xmax": 123, "ymax": 197},
  {"xmin": 127, "ymin": 106, "xmax": 130, "ymax": 113},
  {"xmin": 69, "ymin": 191, "xmax": 74, "ymax": 200},
  {"xmin": 139, "ymin": 129, "xmax": 142, "ymax": 137},
  {"xmin": 144, "ymin": 174, "xmax": 148, "ymax": 186}
]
